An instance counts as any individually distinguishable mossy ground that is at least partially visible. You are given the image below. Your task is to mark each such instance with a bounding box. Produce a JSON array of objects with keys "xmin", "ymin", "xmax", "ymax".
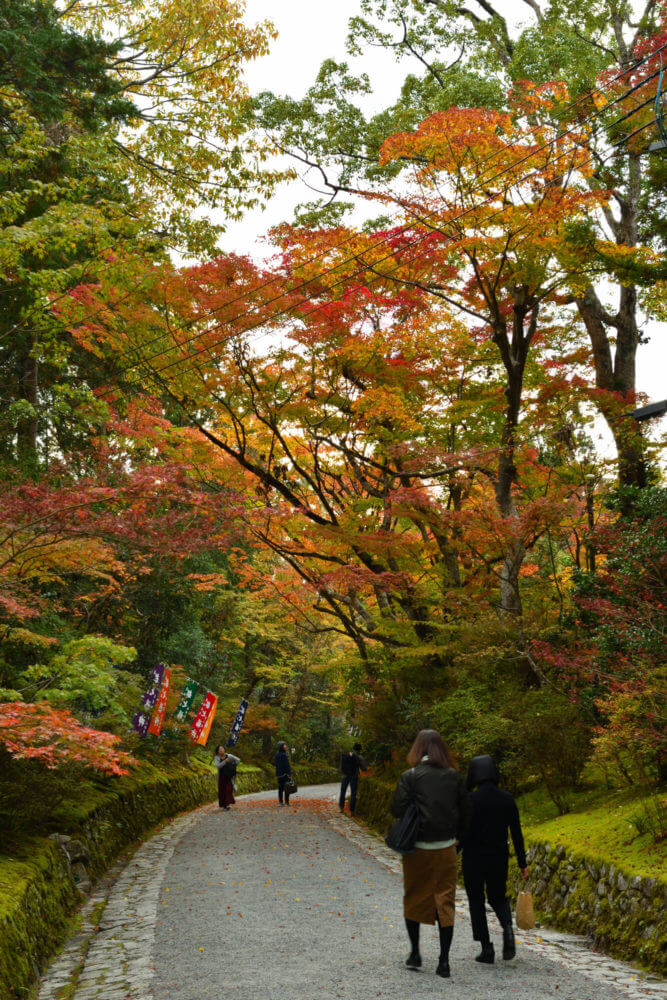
[{"xmin": 518, "ymin": 785, "xmax": 665, "ymax": 881}]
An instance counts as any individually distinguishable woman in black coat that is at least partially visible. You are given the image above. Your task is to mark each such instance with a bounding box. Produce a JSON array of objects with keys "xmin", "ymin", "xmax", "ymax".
[
  {"xmin": 461, "ymin": 755, "xmax": 529, "ymax": 964},
  {"xmin": 275, "ymin": 741, "xmax": 292, "ymax": 806},
  {"xmin": 391, "ymin": 729, "xmax": 471, "ymax": 979}
]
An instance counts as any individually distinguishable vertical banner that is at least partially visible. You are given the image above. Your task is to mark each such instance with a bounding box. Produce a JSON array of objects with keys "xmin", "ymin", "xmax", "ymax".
[
  {"xmin": 174, "ymin": 679, "xmax": 199, "ymax": 722},
  {"xmin": 132, "ymin": 663, "xmax": 165, "ymax": 737},
  {"xmin": 227, "ymin": 698, "xmax": 249, "ymax": 747},
  {"xmin": 148, "ymin": 667, "xmax": 172, "ymax": 736},
  {"xmin": 189, "ymin": 691, "xmax": 216, "ymax": 744},
  {"xmin": 196, "ymin": 695, "xmax": 218, "ymax": 746}
]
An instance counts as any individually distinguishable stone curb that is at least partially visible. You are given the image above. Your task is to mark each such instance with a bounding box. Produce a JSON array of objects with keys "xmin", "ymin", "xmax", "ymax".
[{"xmin": 36, "ymin": 805, "xmax": 211, "ymax": 1000}]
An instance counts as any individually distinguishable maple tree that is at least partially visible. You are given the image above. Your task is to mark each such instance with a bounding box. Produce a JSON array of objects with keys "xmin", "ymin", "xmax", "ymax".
[
  {"xmin": 138, "ymin": 92, "xmax": 600, "ymax": 648},
  {"xmin": 0, "ymin": 702, "xmax": 134, "ymax": 774},
  {"xmin": 0, "ymin": 400, "xmax": 244, "ymax": 628},
  {"xmin": 96, "ymin": 236, "xmax": 588, "ymax": 739},
  {"xmin": 257, "ymin": 0, "xmax": 667, "ymax": 489}
]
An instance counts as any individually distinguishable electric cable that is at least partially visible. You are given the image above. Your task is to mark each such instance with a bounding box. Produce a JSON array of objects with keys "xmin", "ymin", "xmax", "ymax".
[
  {"xmin": 90, "ymin": 46, "xmax": 667, "ymax": 379},
  {"xmin": 123, "ymin": 88, "xmax": 661, "ymax": 393},
  {"xmin": 3, "ymin": 44, "xmax": 662, "ymax": 363}
]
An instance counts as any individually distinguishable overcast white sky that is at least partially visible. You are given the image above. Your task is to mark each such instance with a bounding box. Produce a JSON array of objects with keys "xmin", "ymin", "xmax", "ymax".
[{"xmin": 218, "ymin": 0, "xmax": 665, "ymax": 414}]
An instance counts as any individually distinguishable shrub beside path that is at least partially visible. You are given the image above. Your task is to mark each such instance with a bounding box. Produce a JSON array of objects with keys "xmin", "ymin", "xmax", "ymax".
[{"xmin": 37, "ymin": 785, "xmax": 665, "ymax": 1000}]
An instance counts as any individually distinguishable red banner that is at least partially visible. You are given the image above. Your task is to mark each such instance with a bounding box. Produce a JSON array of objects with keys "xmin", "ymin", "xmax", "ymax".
[
  {"xmin": 147, "ymin": 667, "xmax": 171, "ymax": 735},
  {"xmin": 196, "ymin": 695, "xmax": 217, "ymax": 746},
  {"xmin": 189, "ymin": 690, "xmax": 216, "ymax": 744}
]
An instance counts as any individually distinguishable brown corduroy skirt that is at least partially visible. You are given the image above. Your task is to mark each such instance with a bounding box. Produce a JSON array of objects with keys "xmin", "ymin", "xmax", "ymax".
[{"xmin": 402, "ymin": 845, "xmax": 457, "ymax": 926}]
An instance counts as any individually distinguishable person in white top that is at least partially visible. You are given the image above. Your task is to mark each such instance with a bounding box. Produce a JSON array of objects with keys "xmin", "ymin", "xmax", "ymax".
[{"xmin": 213, "ymin": 745, "xmax": 240, "ymax": 810}]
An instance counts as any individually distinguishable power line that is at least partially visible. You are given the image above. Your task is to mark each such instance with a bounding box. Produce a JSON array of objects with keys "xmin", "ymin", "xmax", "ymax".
[
  {"xmin": 120, "ymin": 87, "xmax": 661, "ymax": 392},
  {"xmin": 3, "ymin": 44, "xmax": 662, "ymax": 369},
  {"xmin": 97, "ymin": 47, "xmax": 666, "ymax": 380}
]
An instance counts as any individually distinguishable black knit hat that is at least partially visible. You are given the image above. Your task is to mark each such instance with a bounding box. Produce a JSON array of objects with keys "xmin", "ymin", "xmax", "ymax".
[{"xmin": 353, "ymin": 742, "xmax": 362, "ymax": 753}]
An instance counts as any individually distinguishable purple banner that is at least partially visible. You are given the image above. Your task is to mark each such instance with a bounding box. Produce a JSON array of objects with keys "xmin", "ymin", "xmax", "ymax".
[
  {"xmin": 142, "ymin": 663, "xmax": 165, "ymax": 709},
  {"xmin": 132, "ymin": 664, "xmax": 165, "ymax": 736}
]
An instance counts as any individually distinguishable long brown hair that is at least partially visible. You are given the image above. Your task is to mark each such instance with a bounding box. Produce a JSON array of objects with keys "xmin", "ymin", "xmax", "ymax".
[{"xmin": 407, "ymin": 729, "xmax": 456, "ymax": 769}]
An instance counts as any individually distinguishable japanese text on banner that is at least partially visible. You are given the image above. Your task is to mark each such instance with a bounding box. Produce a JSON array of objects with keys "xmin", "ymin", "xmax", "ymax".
[
  {"xmin": 132, "ymin": 663, "xmax": 165, "ymax": 737},
  {"xmin": 148, "ymin": 667, "xmax": 172, "ymax": 736},
  {"xmin": 189, "ymin": 691, "xmax": 216, "ymax": 744},
  {"xmin": 174, "ymin": 679, "xmax": 198, "ymax": 723},
  {"xmin": 227, "ymin": 697, "xmax": 248, "ymax": 747},
  {"xmin": 196, "ymin": 695, "xmax": 217, "ymax": 746}
]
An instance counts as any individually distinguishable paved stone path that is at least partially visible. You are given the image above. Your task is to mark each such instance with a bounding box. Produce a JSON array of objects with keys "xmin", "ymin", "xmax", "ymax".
[{"xmin": 38, "ymin": 784, "xmax": 666, "ymax": 1000}]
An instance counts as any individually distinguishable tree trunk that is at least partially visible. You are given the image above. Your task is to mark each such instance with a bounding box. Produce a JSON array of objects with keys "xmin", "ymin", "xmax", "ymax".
[
  {"xmin": 577, "ymin": 148, "xmax": 646, "ymax": 491},
  {"xmin": 495, "ymin": 449, "xmax": 526, "ymax": 620},
  {"xmin": 16, "ymin": 338, "xmax": 38, "ymax": 471},
  {"xmin": 490, "ymin": 295, "xmax": 545, "ymax": 686},
  {"xmin": 577, "ymin": 291, "xmax": 646, "ymax": 490},
  {"xmin": 492, "ymin": 294, "xmax": 531, "ymax": 621}
]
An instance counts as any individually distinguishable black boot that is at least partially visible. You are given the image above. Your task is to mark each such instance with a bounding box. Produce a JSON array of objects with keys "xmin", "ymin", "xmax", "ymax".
[
  {"xmin": 475, "ymin": 942, "xmax": 495, "ymax": 964},
  {"xmin": 405, "ymin": 919, "xmax": 421, "ymax": 969},
  {"xmin": 436, "ymin": 921, "xmax": 453, "ymax": 977},
  {"xmin": 502, "ymin": 924, "xmax": 516, "ymax": 960}
]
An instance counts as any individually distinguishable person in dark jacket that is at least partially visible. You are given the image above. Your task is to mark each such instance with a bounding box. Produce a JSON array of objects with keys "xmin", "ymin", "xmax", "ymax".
[
  {"xmin": 391, "ymin": 729, "xmax": 471, "ymax": 980},
  {"xmin": 339, "ymin": 742, "xmax": 367, "ymax": 815},
  {"xmin": 461, "ymin": 754, "xmax": 529, "ymax": 964},
  {"xmin": 275, "ymin": 741, "xmax": 292, "ymax": 806}
]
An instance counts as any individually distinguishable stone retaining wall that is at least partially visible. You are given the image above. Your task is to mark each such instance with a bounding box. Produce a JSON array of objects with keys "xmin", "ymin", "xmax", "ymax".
[
  {"xmin": 0, "ymin": 761, "xmax": 337, "ymax": 999},
  {"xmin": 517, "ymin": 841, "xmax": 666, "ymax": 976},
  {"xmin": 355, "ymin": 775, "xmax": 666, "ymax": 976}
]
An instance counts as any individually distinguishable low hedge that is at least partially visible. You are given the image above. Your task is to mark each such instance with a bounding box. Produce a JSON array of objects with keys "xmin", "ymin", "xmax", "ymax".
[
  {"xmin": 0, "ymin": 759, "xmax": 337, "ymax": 999},
  {"xmin": 354, "ymin": 775, "xmax": 666, "ymax": 976}
]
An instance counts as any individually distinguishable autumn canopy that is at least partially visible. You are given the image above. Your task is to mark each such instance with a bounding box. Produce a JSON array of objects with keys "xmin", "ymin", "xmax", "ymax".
[{"xmin": 0, "ymin": 0, "xmax": 664, "ymax": 843}]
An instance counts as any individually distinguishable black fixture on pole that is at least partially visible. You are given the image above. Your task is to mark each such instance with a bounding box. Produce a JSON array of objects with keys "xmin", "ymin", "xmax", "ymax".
[{"xmin": 627, "ymin": 399, "xmax": 667, "ymax": 422}]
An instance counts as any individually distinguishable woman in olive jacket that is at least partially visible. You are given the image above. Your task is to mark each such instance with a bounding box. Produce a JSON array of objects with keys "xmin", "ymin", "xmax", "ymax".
[{"xmin": 391, "ymin": 729, "xmax": 471, "ymax": 979}]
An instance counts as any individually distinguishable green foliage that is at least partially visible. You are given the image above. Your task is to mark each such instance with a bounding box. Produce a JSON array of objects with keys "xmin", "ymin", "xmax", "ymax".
[
  {"xmin": 22, "ymin": 636, "xmax": 137, "ymax": 723},
  {"xmin": 0, "ymin": 750, "xmax": 86, "ymax": 834},
  {"xmin": 62, "ymin": 0, "xmax": 283, "ymax": 254},
  {"xmin": 0, "ymin": 0, "xmax": 134, "ymax": 127},
  {"xmin": 568, "ymin": 487, "xmax": 666, "ymax": 802},
  {"xmin": 510, "ymin": 690, "xmax": 592, "ymax": 814},
  {"xmin": 0, "ymin": 0, "xmax": 153, "ymax": 475},
  {"xmin": 116, "ymin": 558, "xmax": 218, "ymax": 677}
]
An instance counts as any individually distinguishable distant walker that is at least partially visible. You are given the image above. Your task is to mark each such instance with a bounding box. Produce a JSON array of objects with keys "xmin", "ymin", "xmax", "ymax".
[{"xmin": 339, "ymin": 742, "xmax": 367, "ymax": 815}]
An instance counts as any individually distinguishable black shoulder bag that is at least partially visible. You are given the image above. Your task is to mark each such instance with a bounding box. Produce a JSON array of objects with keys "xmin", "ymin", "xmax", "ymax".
[
  {"xmin": 222, "ymin": 758, "xmax": 237, "ymax": 778},
  {"xmin": 285, "ymin": 772, "xmax": 298, "ymax": 795},
  {"xmin": 385, "ymin": 769, "xmax": 419, "ymax": 855}
]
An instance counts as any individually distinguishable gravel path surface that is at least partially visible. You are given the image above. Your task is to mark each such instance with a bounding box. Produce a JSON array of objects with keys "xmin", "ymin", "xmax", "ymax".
[
  {"xmin": 37, "ymin": 783, "xmax": 664, "ymax": 1000},
  {"xmin": 150, "ymin": 785, "xmax": 654, "ymax": 1000}
]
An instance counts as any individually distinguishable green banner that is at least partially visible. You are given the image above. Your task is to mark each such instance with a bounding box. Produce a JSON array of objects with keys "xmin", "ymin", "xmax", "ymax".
[{"xmin": 174, "ymin": 679, "xmax": 199, "ymax": 722}]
